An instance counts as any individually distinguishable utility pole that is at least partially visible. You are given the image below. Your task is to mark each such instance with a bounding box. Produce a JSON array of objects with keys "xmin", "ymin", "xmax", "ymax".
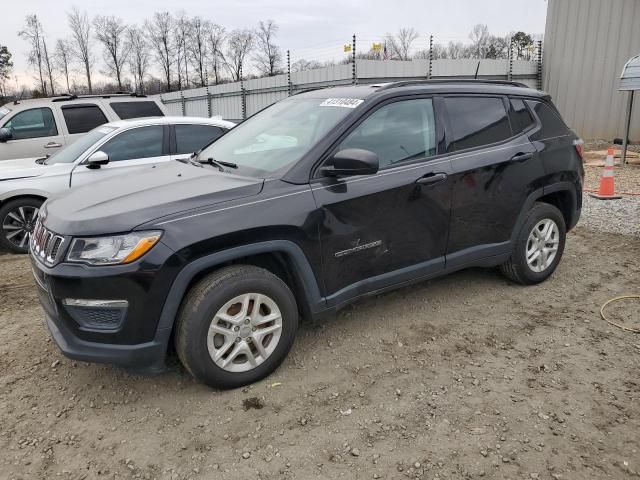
[{"xmin": 352, "ymin": 34, "xmax": 357, "ymax": 85}]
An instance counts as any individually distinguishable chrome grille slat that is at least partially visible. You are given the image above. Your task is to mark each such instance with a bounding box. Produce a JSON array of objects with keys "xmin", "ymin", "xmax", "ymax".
[{"xmin": 30, "ymin": 219, "xmax": 65, "ymax": 266}]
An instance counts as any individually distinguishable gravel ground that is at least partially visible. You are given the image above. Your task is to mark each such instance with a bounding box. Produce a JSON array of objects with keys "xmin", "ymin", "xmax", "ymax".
[
  {"xmin": 1, "ymin": 226, "xmax": 639, "ymax": 480},
  {"xmin": 580, "ymin": 195, "xmax": 640, "ymax": 238}
]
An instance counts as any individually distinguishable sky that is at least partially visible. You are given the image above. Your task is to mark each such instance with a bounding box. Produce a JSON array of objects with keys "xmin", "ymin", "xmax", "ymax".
[{"xmin": 4, "ymin": 0, "xmax": 548, "ymax": 90}]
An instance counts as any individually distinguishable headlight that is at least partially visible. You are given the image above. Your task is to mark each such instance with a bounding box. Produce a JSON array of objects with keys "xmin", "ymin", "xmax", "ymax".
[{"xmin": 67, "ymin": 231, "xmax": 162, "ymax": 265}]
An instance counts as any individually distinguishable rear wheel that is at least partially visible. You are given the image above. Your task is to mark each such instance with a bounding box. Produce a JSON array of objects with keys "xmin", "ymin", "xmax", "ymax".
[
  {"xmin": 175, "ymin": 265, "xmax": 298, "ymax": 389},
  {"xmin": 0, "ymin": 197, "xmax": 43, "ymax": 254},
  {"xmin": 500, "ymin": 202, "xmax": 566, "ymax": 285}
]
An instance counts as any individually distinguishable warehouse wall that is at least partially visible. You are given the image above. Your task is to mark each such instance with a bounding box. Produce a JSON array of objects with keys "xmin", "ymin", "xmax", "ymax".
[{"xmin": 544, "ymin": 0, "xmax": 640, "ymax": 140}]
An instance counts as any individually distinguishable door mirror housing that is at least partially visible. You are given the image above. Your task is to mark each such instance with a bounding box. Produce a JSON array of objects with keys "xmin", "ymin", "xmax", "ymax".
[
  {"xmin": 320, "ymin": 148, "xmax": 379, "ymax": 177},
  {"xmin": 0, "ymin": 128, "xmax": 12, "ymax": 142},
  {"xmin": 86, "ymin": 151, "xmax": 109, "ymax": 169}
]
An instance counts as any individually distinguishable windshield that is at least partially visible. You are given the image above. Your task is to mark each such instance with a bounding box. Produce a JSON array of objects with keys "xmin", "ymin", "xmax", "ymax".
[
  {"xmin": 0, "ymin": 106, "xmax": 11, "ymax": 122},
  {"xmin": 197, "ymin": 97, "xmax": 360, "ymax": 176},
  {"xmin": 45, "ymin": 126, "xmax": 116, "ymax": 164}
]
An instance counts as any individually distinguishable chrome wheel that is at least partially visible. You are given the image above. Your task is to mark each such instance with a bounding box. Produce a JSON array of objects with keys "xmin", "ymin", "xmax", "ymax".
[
  {"xmin": 2, "ymin": 206, "xmax": 39, "ymax": 250},
  {"xmin": 526, "ymin": 218, "xmax": 560, "ymax": 273},
  {"xmin": 207, "ymin": 293, "xmax": 283, "ymax": 373}
]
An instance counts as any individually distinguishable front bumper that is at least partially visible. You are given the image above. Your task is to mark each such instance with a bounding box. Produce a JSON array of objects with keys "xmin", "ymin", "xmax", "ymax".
[
  {"xmin": 31, "ymin": 240, "xmax": 180, "ymax": 373},
  {"xmin": 44, "ymin": 312, "xmax": 170, "ymax": 373}
]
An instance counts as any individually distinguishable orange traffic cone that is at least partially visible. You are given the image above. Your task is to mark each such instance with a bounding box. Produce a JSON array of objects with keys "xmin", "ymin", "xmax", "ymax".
[{"xmin": 590, "ymin": 147, "xmax": 621, "ymax": 200}]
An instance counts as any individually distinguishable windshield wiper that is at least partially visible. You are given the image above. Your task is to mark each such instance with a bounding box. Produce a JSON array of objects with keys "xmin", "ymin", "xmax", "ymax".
[
  {"xmin": 199, "ymin": 157, "xmax": 238, "ymax": 172},
  {"xmin": 175, "ymin": 157, "xmax": 203, "ymax": 168}
]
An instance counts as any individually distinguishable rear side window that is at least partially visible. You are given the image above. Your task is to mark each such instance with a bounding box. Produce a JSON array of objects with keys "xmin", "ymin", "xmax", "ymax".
[
  {"xmin": 444, "ymin": 97, "xmax": 511, "ymax": 152},
  {"xmin": 62, "ymin": 105, "xmax": 108, "ymax": 134},
  {"xmin": 175, "ymin": 124, "xmax": 226, "ymax": 155},
  {"xmin": 99, "ymin": 126, "xmax": 164, "ymax": 162},
  {"xmin": 110, "ymin": 101, "xmax": 164, "ymax": 120},
  {"xmin": 3, "ymin": 107, "xmax": 58, "ymax": 139},
  {"xmin": 527, "ymin": 101, "xmax": 569, "ymax": 141},
  {"xmin": 509, "ymin": 98, "xmax": 535, "ymax": 134}
]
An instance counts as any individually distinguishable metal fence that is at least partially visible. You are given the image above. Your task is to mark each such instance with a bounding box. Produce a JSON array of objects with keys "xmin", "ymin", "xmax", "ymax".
[{"xmin": 155, "ymin": 57, "xmax": 541, "ymax": 122}]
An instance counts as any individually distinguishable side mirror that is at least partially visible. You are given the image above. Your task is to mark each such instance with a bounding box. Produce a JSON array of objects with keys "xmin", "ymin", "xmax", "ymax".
[
  {"xmin": 0, "ymin": 128, "xmax": 12, "ymax": 142},
  {"xmin": 86, "ymin": 150, "xmax": 109, "ymax": 169},
  {"xmin": 320, "ymin": 148, "xmax": 379, "ymax": 177}
]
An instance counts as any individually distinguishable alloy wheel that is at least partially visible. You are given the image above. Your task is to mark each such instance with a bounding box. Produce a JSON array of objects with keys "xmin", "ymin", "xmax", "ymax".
[
  {"xmin": 2, "ymin": 206, "xmax": 39, "ymax": 250},
  {"xmin": 207, "ymin": 293, "xmax": 283, "ymax": 373},
  {"xmin": 526, "ymin": 218, "xmax": 560, "ymax": 273}
]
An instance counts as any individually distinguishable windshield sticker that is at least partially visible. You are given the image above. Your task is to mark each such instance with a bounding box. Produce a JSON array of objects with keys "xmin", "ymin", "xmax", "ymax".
[{"xmin": 319, "ymin": 98, "xmax": 364, "ymax": 108}]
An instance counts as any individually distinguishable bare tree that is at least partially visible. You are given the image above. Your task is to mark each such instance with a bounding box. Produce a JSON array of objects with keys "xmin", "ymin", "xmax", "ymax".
[
  {"xmin": 67, "ymin": 7, "xmax": 94, "ymax": 93},
  {"xmin": 146, "ymin": 12, "xmax": 174, "ymax": 91},
  {"xmin": 188, "ymin": 16, "xmax": 210, "ymax": 87},
  {"xmin": 94, "ymin": 15, "xmax": 130, "ymax": 90},
  {"xmin": 469, "ymin": 24, "xmax": 490, "ymax": 59},
  {"xmin": 386, "ymin": 28, "xmax": 419, "ymax": 60},
  {"xmin": 254, "ymin": 20, "xmax": 281, "ymax": 76},
  {"xmin": 54, "ymin": 39, "xmax": 72, "ymax": 92},
  {"xmin": 291, "ymin": 58, "xmax": 322, "ymax": 72},
  {"xmin": 174, "ymin": 13, "xmax": 191, "ymax": 90},
  {"xmin": 41, "ymin": 37, "xmax": 56, "ymax": 95},
  {"xmin": 207, "ymin": 24, "xmax": 226, "ymax": 84},
  {"xmin": 126, "ymin": 26, "xmax": 149, "ymax": 93},
  {"xmin": 223, "ymin": 29, "xmax": 253, "ymax": 81},
  {"xmin": 445, "ymin": 41, "xmax": 465, "ymax": 59},
  {"xmin": 18, "ymin": 15, "xmax": 48, "ymax": 94}
]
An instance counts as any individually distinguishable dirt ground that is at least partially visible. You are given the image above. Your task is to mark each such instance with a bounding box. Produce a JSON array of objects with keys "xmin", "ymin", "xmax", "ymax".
[{"xmin": 1, "ymin": 191, "xmax": 639, "ymax": 480}]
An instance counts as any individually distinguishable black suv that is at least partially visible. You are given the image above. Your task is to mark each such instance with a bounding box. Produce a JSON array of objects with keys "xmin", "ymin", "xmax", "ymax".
[{"xmin": 30, "ymin": 81, "xmax": 584, "ymax": 388}]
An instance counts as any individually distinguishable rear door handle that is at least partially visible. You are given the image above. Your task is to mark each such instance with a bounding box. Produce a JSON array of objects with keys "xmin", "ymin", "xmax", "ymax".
[
  {"xmin": 511, "ymin": 152, "xmax": 534, "ymax": 162},
  {"xmin": 416, "ymin": 172, "xmax": 448, "ymax": 186},
  {"xmin": 44, "ymin": 142, "xmax": 62, "ymax": 148}
]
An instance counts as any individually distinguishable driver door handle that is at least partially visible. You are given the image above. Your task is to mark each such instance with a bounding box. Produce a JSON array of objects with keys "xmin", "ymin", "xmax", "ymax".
[
  {"xmin": 416, "ymin": 172, "xmax": 448, "ymax": 186},
  {"xmin": 44, "ymin": 142, "xmax": 62, "ymax": 148},
  {"xmin": 511, "ymin": 152, "xmax": 534, "ymax": 162}
]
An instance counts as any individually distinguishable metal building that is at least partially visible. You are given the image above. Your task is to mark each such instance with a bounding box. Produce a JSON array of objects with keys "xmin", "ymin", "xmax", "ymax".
[{"xmin": 543, "ymin": 0, "xmax": 640, "ymax": 140}]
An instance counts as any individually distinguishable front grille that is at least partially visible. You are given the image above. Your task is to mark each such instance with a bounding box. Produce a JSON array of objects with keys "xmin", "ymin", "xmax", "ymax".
[{"xmin": 30, "ymin": 219, "xmax": 65, "ymax": 266}]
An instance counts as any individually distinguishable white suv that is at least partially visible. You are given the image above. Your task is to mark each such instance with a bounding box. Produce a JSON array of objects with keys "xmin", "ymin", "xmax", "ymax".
[
  {"xmin": 0, "ymin": 116, "xmax": 234, "ymax": 253},
  {"xmin": 0, "ymin": 93, "xmax": 168, "ymax": 161}
]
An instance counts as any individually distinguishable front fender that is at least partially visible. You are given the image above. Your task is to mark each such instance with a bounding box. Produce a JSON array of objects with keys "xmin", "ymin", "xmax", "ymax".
[{"xmin": 155, "ymin": 240, "xmax": 325, "ymax": 334}]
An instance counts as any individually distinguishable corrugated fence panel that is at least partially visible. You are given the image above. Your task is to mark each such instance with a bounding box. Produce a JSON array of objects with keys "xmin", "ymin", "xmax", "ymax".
[
  {"xmin": 153, "ymin": 58, "xmax": 540, "ymax": 122},
  {"xmin": 544, "ymin": 0, "xmax": 640, "ymax": 139}
]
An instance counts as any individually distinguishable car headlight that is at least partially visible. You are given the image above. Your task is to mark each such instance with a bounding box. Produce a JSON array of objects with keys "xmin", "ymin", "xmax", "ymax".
[{"xmin": 67, "ymin": 231, "xmax": 162, "ymax": 265}]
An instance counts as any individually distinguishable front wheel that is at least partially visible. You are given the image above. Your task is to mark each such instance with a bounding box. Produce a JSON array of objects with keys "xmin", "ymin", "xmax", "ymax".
[
  {"xmin": 500, "ymin": 202, "xmax": 567, "ymax": 285},
  {"xmin": 175, "ymin": 265, "xmax": 299, "ymax": 389},
  {"xmin": 0, "ymin": 197, "xmax": 43, "ymax": 254}
]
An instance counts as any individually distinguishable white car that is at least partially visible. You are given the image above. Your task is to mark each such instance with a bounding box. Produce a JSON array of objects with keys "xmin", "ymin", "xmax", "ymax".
[{"xmin": 0, "ymin": 116, "xmax": 234, "ymax": 253}]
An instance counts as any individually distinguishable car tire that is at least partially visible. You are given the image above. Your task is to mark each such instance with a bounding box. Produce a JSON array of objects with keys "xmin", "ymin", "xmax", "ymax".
[
  {"xmin": 0, "ymin": 197, "xmax": 43, "ymax": 254},
  {"xmin": 175, "ymin": 265, "xmax": 299, "ymax": 389},
  {"xmin": 500, "ymin": 202, "xmax": 567, "ymax": 285}
]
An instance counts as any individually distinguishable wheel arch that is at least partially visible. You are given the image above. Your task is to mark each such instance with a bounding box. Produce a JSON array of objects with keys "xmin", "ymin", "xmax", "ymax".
[
  {"xmin": 511, "ymin": 182, "xmax": 579, "ymax": 244},
  {"xmin": 156, "ymin": 240, "xmax": 325, "ymax": 337},
  {"xmin": 0, "ymin": 193, "xmax": 48, "ymax": 209}
]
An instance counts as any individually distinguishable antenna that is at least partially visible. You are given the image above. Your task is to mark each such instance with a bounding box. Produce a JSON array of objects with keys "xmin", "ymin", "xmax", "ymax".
[{"xmin": 474, "ymin": 61, "xmax": 481, "ymax": 79}]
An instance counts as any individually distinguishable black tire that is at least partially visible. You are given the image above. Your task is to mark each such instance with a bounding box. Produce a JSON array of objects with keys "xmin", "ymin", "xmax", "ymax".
[
  {"xmin": 175, "ymin": 265, "xmax": 298, "ymax": 389},
  {"xmin": 0, "ymin": 197, "xmax": 43, "ymax": 254},
  {"xmin": 500, "ymin": 202, "xmax": 567, "ymax": 285}
]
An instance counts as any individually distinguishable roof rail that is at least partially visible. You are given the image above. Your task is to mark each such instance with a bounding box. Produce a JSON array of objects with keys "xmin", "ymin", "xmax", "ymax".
[
  {"xmin": 376, "ymin": 79, "xmax": 530, "ymax": 91},
  {"xmin": 50, "ymin": 92, "xmax": 146, "ymax": 102}
]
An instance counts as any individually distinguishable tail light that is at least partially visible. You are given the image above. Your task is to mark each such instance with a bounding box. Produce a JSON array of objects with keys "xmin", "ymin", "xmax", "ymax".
[{"xmin": 573, "ymin": 139, "xmax": 585, "ymax": 160}]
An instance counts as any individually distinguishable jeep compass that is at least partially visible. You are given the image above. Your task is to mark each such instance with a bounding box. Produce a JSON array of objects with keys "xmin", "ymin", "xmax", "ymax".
[{"xmin": 30, "ymin": 81, "xmax": 584, "ymax": 388}]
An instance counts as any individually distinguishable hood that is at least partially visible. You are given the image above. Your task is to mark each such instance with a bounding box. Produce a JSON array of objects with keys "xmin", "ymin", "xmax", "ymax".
[
  {"xmin": 0, "ymin": 157, "xmax": 49, "ymax": 180},
  {"xmin": 42, "ymin": 161, "xmax": 264, "ymax": 236}
]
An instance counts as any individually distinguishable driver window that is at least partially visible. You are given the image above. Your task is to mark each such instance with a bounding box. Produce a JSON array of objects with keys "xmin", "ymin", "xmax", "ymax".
[
  {"xmin": 3, "ymin": 107, "xmax": 58, "ymax": 140},
  {"xmin": 99, "ymin": 126, "xmax": 164, "ymax": 162},
  {"xmin": 338, "ymin": 98, "xmax": 436, "ymax": 168}
]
